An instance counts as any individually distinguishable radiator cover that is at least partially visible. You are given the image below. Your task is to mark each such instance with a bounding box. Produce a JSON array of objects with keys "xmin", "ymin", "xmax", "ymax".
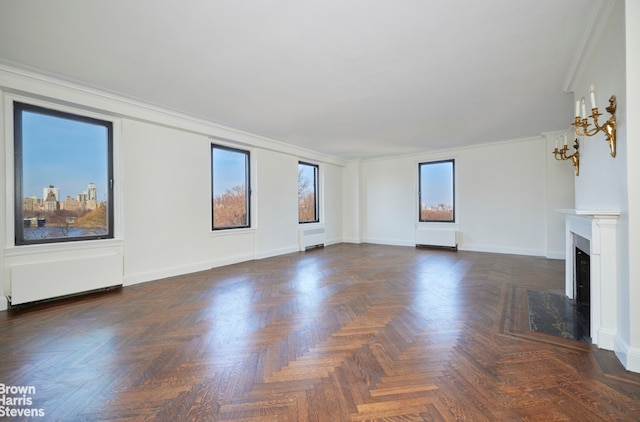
[
  {"xmin": 298, "ymin": 227, "xmax": 325, "ymax": 251},
  {"xmin": 10, "ymin": 253, "xmax": 123, "ymax": 305},
  {"xmin": 415, "ymin": 228, "xmax": 458, "ymax": 249}
]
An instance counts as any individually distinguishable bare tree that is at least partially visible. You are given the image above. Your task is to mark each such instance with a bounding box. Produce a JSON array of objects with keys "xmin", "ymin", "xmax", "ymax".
[
  {"xmin": 213, "ymin": 185, "xmax": 247, "ymax": 227},
  {"xmin": 298, "ymin": 168, "xmax": 316, "ymax": 222}
]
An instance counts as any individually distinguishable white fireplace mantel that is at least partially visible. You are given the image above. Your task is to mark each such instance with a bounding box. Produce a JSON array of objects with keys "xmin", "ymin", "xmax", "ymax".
[{"xmin": 561, "ymin": 209, "xmax": 620, "ymax": 350}]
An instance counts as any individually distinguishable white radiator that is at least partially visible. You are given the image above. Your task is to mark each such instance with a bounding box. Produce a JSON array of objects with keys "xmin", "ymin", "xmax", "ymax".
[
  {"xmin": 415, "ymin": 227, "xmax": 458, "ymax": 249},
  {"xmin": 298, "ymin": 227, "xmax": 325, "ymax": 251},
  {"xmin": 9, "ymin": 253, "xmax": 123, "ymax": 305}
]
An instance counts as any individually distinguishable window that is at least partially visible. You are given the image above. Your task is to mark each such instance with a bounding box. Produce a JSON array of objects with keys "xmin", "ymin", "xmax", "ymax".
[
  {"xmin": 419, "ymin": 159, "xmax": 455, "ymax": 222},
  {"xmin": 298, "ymin": 162, "xmax": 319, "ymax": 223},
  {"xmin": 14, "ymin": 102, "xmax": 114, "ymax": 245},
  {"xmin": 211, "ymin": 145, "xmax": 250, "ymax": 229}
]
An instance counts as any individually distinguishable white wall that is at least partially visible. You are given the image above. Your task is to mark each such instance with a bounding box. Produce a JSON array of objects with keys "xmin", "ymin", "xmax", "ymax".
[
  {"xmin": 253, "ymin": 149, "xmax": 299, "ymax": 259},
  {"xmin": 122, "ymin": 119, "xmax": 220, "ymax": 282},
  {"xmin": 360, "ymin": 137, "xmax": 572, "ymax": 257},
  {"xmin": 571, "ymin": 0, "xmax": 640, "ymax": 372},
  {"xmin": 573, "ymin": 7, "xmax": 626, "ymax": 213},
  {"xmin": 1, "ymin": 66, "xmax": 346, "ymax": 304},
  {"xmin": 123, "ymin": 130, "xmax": 341, "ymax": 283},
  {"xmin": 544, "ymin": 132, "xmax": 577, "ymax": 259},
  {"xmin": 322, "ymin": 162, "xmax": 344, "ymax": 246},
  {"xmin": 363, "ymin": 156, "xmax": 416, "ymax": 246},
  {"xmin": 625, "ymin": 0, "xmax": 640, "ymax": 374},
  {"xmin": 342, "ymin": 160, "xmax": 362, "ymax": 244}
]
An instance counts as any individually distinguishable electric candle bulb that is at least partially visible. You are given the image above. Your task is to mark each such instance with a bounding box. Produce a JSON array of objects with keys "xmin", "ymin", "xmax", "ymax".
[
  {"xmin": 564, "ymin": 133, "xmax": 568, "ymax": 146},
  {"xmin": 581, "ymin": 97, "xmax": 587, "ymax": 119},
  {"xmin": 589, "ymin": 84, "xmax": 597, "ymax": 109}
]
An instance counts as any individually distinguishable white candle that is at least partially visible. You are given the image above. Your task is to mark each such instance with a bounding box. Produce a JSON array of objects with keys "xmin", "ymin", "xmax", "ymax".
[
  {"xmin": 555, "ymin": 136, "xmax": 558, "ymax": 149},
  {"xmin": 564, "ymin": 133, "xmax": 568, "ymax": 146},
  {"xmin": 581, "ymin": 97, "xmax": 587, "ymax": 119},
  {"xmin": 589, "ymin": 84, "xmax": 597, "ymax": 109},
  {"xmin": 575, "ymin": 100, "xmax": 581, "ymax": 118}
]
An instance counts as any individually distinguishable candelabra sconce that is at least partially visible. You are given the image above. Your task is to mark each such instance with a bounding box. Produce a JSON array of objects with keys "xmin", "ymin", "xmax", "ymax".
[
  {"xmin": 553, "ymin": 135, "xmax": 580, "ymax": 176},
  {"xmin": 573, "ymin": 85, "xmax": 616, "ymax": 157}
]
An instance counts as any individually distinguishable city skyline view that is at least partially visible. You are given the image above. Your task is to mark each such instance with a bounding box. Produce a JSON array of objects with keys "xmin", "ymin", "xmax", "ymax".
[{"xmin": 20, "ymin": 109, "xmax": 109, "ymax": 201}]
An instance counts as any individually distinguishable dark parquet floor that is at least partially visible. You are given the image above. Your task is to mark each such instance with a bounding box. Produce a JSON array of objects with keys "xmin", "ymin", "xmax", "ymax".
[{"xmin": 1, "ymin": 244, "xmax": 639, "ymax": 421}]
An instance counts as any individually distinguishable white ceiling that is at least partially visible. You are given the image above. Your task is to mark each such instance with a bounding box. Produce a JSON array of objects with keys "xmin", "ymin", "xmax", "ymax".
[{"xmin": 0, "ymin": 0, "xmax": 605, "ymax": 159}]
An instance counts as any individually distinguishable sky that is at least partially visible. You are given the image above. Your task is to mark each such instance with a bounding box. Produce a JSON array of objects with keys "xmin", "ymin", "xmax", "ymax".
[
  {"xmin": 298, "ymin": 163, "xmax": 315, "ymax": 195},
  {"xmin": 211, "ymin": 147, "xmax": 248, "ymax": 197},
  {"xmin": 420, "ymin": 161, "xmax": 454, "ymax": 206},
  {"xmin": 20, "ymin": 110, "xmax": 109, "ymax": 201}
]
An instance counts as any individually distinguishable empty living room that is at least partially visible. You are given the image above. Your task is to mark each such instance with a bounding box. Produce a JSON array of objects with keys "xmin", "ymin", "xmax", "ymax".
[{"xmin": 1, "ymin": 1, "xmax": 639, "ymax": 420}]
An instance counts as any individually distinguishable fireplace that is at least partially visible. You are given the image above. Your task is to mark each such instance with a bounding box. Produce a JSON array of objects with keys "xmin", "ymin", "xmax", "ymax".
[
  {"xmin": 573, "ymin": 234, "xmax": 591, "ymax": 306},
  {"xmin": 563, "ymin": 210, "xmax": 619, "ymax": 350},
  {"xmin": 575, "ymin": 247, "xmax": 590, "ymax": 305},
  {"xmin": 574, "ymin": 245, "xmax": 591, "ymax": 341}
]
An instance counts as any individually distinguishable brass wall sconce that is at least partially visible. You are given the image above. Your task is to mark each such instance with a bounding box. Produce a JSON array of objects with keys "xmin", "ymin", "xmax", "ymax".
[
  {"xmin": 572, "ymin": 84, "xmax": 616, "ymax": 157},
  {"xmin": 553, "ymin": 133, "xmax": 580, "ymax": 176}
]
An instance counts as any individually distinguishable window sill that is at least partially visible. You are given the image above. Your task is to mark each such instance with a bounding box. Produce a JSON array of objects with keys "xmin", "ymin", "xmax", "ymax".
[
  {"xmin": 209, "ymin": 227, "xmax": 256, "ymax": 238},
  {"xmin": 4, "ymin": 238, "xmax": 124, "ymax": 258}
]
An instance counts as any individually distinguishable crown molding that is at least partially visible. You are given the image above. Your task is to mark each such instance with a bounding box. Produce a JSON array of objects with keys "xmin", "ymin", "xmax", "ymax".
[{"xmin": 0, "ymin": 62, "xmax": 347, "ymax": 167}]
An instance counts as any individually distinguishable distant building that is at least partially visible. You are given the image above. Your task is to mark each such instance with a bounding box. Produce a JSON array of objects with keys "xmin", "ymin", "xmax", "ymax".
[
  {"xmin": 87, "ymin": 182, "xmax": 96, "ymax": 201},
  {"xmin": 76, "ymin": 182, "xmax": 98, "ymax": 209},
  {"xmin": 43, "ymin": 185, "xmax": 59, "ymax": 203},
  {"xmin": 61, "ymin": 195, "xmax": 81, "ymax": 211},
  {"xmin": 23, "ymin": 196, "xmax": 37, "ymax": 211},
  {"xmin": 37, "ymin": 182, "xmax": 100, "ymax": 213},
  {"xmin": 44, "ymin": 189, "xmax": 58, "ymax": 212}
]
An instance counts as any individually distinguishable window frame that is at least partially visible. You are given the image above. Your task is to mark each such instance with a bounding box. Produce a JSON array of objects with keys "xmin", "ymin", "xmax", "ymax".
[
  {"xmin": 13, "ymin": 101, "xmax": 115, "ymax": 246},
  {"xmin": 418, "ymin": 159, "xmax": 456, "ymax": 223},
  {"xmin": 298, "ymin": 161, "xmax": 320, "ymax": 224},
  {"xmin": 211, "ymin": 143, "xmax": 251, "ymax": 230}
]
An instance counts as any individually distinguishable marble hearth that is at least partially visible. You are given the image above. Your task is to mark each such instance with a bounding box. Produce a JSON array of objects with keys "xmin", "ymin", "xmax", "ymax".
[{"xmin": 563, "ymin": 210, "xmax": 619, "ymax": 350}]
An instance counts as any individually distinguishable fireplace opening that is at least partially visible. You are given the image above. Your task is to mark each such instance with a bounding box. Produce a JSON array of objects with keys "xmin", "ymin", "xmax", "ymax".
[
  {"xmin": 574, "ymin": 246, "xmax": 591, "ymax": 341},
  {"xmin": 575, "ymin": 247, "xmax": 590, "ymax": 305}
]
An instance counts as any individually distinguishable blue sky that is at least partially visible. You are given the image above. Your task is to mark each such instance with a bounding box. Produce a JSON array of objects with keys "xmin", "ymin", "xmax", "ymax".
[
  {"xmin": 420, "ymin": 161, "xmax": 453, "ymax": 206},
  {"xmin": 298, "ymin": 163, "xmax": 315, "ymax": 195},
  {"xmin": 211, "ymin": 147, "xmax": 247, "ymax": 196},
  {"xmin": 21, "ymin": 111, "xmax": 108, "ymax": 201}
]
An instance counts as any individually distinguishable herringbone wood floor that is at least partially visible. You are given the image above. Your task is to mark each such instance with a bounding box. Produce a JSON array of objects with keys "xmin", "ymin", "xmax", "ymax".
[{"xmin": 1, "ymin": 244, "xmax": 639, "ymax": 421}]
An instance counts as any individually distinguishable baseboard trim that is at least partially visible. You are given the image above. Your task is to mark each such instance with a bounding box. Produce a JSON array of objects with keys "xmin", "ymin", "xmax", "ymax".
[
  {"xmin": 597, "ymin": 327, "xmax": 616, "ymax": 351},
  {"xmin": 458, "ymin": 244, "xmax": 545, "ymax": 257},
  {"xmin": 255, "ymin": 246, "xmax": 299, "ymax": 260},
  {"xmin": 363, "ymin": 237, "xmax": 414, "ymax": 247},
  {"xmin": 615, "ymin": 335, "xmax": 640, "ymax": 373},
  {"xmin": 341, "ymin": 238, "xmax": 362, "ymax": 244},
  {"xmin": 546, "ymin": 251, "xmax": 566, "ymax": 260},
  {"xmin": 123, "ymin": 253, "xmax": 254, "ymax": 286}
]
